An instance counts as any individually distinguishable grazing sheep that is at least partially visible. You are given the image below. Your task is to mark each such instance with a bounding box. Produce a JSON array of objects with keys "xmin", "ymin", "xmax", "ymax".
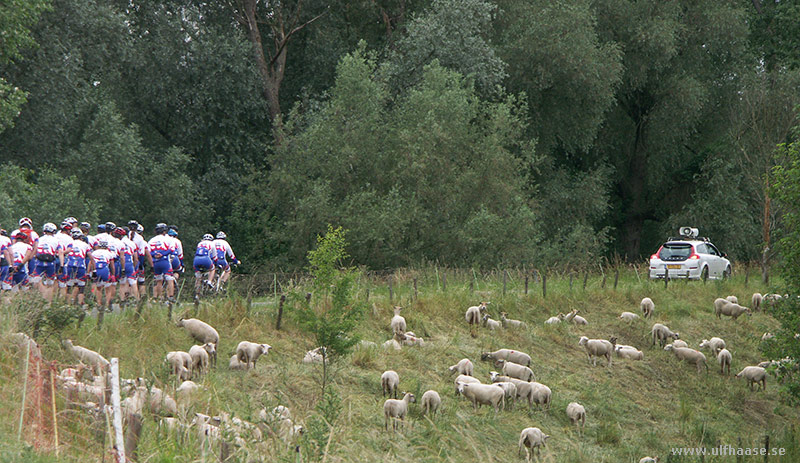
[
  {"xmin": 752, "ymin": 293, "xmax": 763, "ymax": 311},
  {"xmin": 492, "ymin": 382, "xmax": 517, "ymax": 410},
  {"xmin": 390, "ymin": 306, "xmax": 406, "ymax": 335},
  {"xmin": 664, "ymin": 345, "xmax": 708, "ymax": 373},
  {"xmin": 519, "ymin": 427, "xmax": 549, "ymax": 461},
  {"xmin": 176, "ymin": 318, "xmax": 219, "ymax": 345},
  {"xmin": 303, "ymin": 347, "xmax": 326, "ymax": 364},
  {"xmin": 381, "ymin": 370, "xmax": 400, "ymax": 398},
  {"xmin": 529, "ymin": 382, "xmax": 552, "ymax": 411},
  {"xmin": 578, "ymin": 336, "xmax": 616, "ymax": 367},
  {"xmin": 201, "ymin": 342, "xmax": 217, "ymax": 368},
  {"xmin": 640, "ymin": 297, "xmax": 655, "ymax": 318},
  {"xmin": 260, "ymin": 405, "xmax": 292, "ymax": 424},
  {"xmin": 466, "ymin": 302, "xmax": 489, "ymax": 325},
  {"xmin": 421, "ymin": 390, "xmax": 441, "ymax": 417},
  {"xmin": 188, "ymin": 345, "xmax": 210, "ymax": 376},
  {"xmin": 176, "ymin": 380, "xmax": 201, "ymax": 400},
  {"xmin": 489, "ymin": 373, "xmax": 534, "ymax": 408},
  {"xmin": 717, "ymin": 349, "xmax": 732, "ymax": 375},
  {"xmin": 651, "ymin": 323, "xmax": 680, "ymax": 347},
  {"xmin": 166, "ymin": 352, "xmax": 192, "ymax": 381},
  {"xmin": 147, "ymin": 386, "xmax": 178, "ymax": 416},
  {"xmin": 735, "ymin": 366, "xmax": 767, "ymax": 391},
  {"xmin": 620, "ymin": 312, "xmax": 639, "ymax": 322},
  {"xmin": 615, "ymin": 346, "xmax": 644, "ymax": 360},
  {"xmin": 454, "ymin": 375, "xmax": 481, "ymax": 395},
  {"xmin": 500, "ymin": 312, "xmax": 526, "ymax": 328},
  {"xmin": 762, "ymin": 332, "xmax": 774, "ymax": 341},
  {"xmin": 571, "ymin": 314, "xmax": 588, "ymax": 325},
  {"xmin": 495, "ymin": 359, "xmax": 535, "ymax": 382},
  {"xmin": 545, "ymin": 314, "xmax": 563, "ymax": 325},
  {"xmin": 457, "ymin": 383, "xmax": 505, "ymax": 414},
  {"xmin": 639, "ymin": 458, "xmax": 659, "ymax": 463},
  {"xmin": 714, "ymin": 299, "xmax": 752, "ymax": 319},
  {"xmin": 481, "ymin": 348, "xmax": 532, "ymax": 367},
  {"xmin": 672, "ymin": 340, "xmax": 688, "ymax": 348},
  {"xmin": 481, "ymin": 314, "xmax": 501, "ymax": 330},
  {"xmin": 384, "ymin": 392, "xmax": 415, "ymax": 431},
  {"xmin": 699, "ymin": 337, "xmax": 726, "ymax": 357},
  {"xmin": 228, "ymin": 354, "xmax": 247, "ymax": 370},
  {"xmin": 566, "ymin": 402, "xmax": 586, "ymax": 430},
  {"xmin": 726, "ymin": 295, "xmax": 739, "ymax": 304},
  {"xmin": 448, "ymin": 358, "xmax": 474, "ymax": 377},
  {"xmin": 63, "ymin": 340, "xmax": 109, "ymax": 374},
  {"xmin": 235, "ymin": 341, "xmax": 272, "ymax": 369},
  {"xmin": 562, "ymin": 310, "xmax": 578, "ymax": 323}
]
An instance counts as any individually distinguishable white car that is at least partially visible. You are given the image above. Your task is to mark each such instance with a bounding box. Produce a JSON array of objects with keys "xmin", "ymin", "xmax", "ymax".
[{"xmin": 649, "ymin": 228, "xmax": 731, "ymax": 281}]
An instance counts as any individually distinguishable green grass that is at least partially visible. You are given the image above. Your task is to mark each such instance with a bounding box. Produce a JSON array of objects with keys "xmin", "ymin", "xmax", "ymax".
[{"xmin": 1, "ymin": 267, "xmax": 799, "ymax": 462}]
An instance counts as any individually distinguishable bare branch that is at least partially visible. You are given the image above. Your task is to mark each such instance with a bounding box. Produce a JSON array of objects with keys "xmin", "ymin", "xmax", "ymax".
[{"xmin": 269, "ymin": 7, "xmax": 329, "ymax": 66}]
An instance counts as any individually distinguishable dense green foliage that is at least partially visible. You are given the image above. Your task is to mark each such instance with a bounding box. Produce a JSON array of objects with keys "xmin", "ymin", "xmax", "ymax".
[{"xmin": 1, "ymin": 0, "xmax": 799, "ymax": 271}]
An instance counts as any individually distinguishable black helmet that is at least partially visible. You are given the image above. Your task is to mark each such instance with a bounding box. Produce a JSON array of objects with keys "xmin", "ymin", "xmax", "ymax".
[
  {"xmin": 155, "ymin": 222, "xmax": 168, "ymax": 234},
  {"xmin": 127, "ymin": 220, "xmax": 139, "ymax": 229},
  {"xmin": 105, "ymin": 222, "xmax": 117, "ymax": 232}
]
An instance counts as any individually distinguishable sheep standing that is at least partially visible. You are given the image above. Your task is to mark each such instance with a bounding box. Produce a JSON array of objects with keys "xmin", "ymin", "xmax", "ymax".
[
  {"xmin": 381, "ymin": 370, "xmax": 400, "ymax": 398},
  {"xmin": 752, "ymin": 293, "xmax": 763, "ymax": 311},
  {"xmin": 519, "ymin": 427, "xmax": 549, "ymax": 461},
  {"xmin": 384, "ymin": 392, "xmax": 415, "ymax": 431},
  {"xmin": 177, "ymin": 318, "xmax": 219, "ymax": 345},
  {"xmin": 492, "ymin": 382, "xmax": 517, "ymax": 410},
  {"xmin": 448, "ymin": 358, "xmax": 474, "ymax": 377},
  {"xmin": 566, "ymin": 402, "xmax": 586, "ymax": 430},
  {"xmin": 390, "ymin": 306, "xmax": 406, "ymax": 336},
  {"xmin": 726, "ymin": 295, "xmax": 739, "ymax": 304},
  {"xmin": 63, "ymin": 340, "xmax": 110, "ymax": 374},
  {"xmin": 166, "ymin": 351, "xmax": 192, "ymax": 380},
  {"xmin": 530, "ymin": 382, "xmax": 552, "ymax": 411},
  {"xmin": 639, "ymin": 458, "xmax": 659, "ymax": 463},
  {"xmin": 500, "ymin": 312, "xmax": 526, "ymax": 328},
  {"xmin": 188, "ymin": 345, "xmax": 210, "ymax": 376},
  {"xmin": 651, "ymin": 323, "xmax": 680, "ymax": 347},
  {"xmin": 465, "ymin": 302, "xmax": 488, "ymax": 325},
  {"xmin": 664, "ymin": 345, "xmax": 708, "ymax": 373},
  {"xmin": 735, "ymin": 366, "xmax": 767, "ymax": 391},
  {"xmin": 481, "ymin": 348, "xmax": 532, "ymax": 366},
  {"xmin": 713, "ymin": 299, "xmax": 751, "ymax": 319},
  {"xmin": 699, "ymin": 337, "xmax": 726, "ymax": 357},
  {"xmin": 454, "ymin": 375, "xmax": 481, "ymax": 395},
  {"xmin": 578, "ymin": 336, "xmax": 616, "ymax": 367},
  {"xmin": 235, "ymin": 341, "xmax": 272, "ymax": 369},
  {"xmin": 640, "ymin": 297, "xmax": 654, "ymax": 318},
  {"xmin": 717, "ymin": 349, "xmax": 732, "ymax": 375},
  {"xmin": 495, "ymin": 359, "xmax": 535, "ymax": 381},
  {"xmin": 620, "ymin": 312, "xmax": 639, "ymax": 322},
  {"xmin": 457, "ymin": 383, "xmax": 505, "ymax": 414},
  {"xmin": 421, "ymin": 390, "xmax": 441, "ymax": 417}
]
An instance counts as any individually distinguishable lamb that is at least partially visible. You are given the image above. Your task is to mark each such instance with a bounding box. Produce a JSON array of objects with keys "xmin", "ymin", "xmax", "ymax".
[
  {"xmin": 448, "ymin": 358, "xmax": 474, "ymax": 377},
  {"xmin": 672, "ymin": 340, "xmax": 688, "ymax": 348},
  {"xmin": 465, "ymin": 302, "xmax": 489, "ymax": 325},
  {"xmin": 481, "ymin": 348, "xmax": 532, "ymax": 367},
  {"xmin": 500, "ymin": 312, "xmax": 526, "ymax": 328},
  {"xmin": 228, "ymin": 354, "xmax": 247, "ymax": 370},
  {"xmin": 519, "ymin": 427, "xmax": 549, "ymax": 461},
  {"xmin": 566, "ymin": 402, "xmax": 586, "ymax": 430},
  {"xmin": 421, "ymin": 390, "xmax": 441, "ymax": 417},
  {"xmin": 762, "ymin": 332, "xmax": 774, "ymax": 341},
  {"xmin": 176, "ymin": 380, "xmax": 201, "ymax": 400},
  {"xmin": 571, "ymin": 314, "xmax": 588, "ymax": 325},
  {"xmin": 390, "ymin": 306, "xmax": 406, "ymax": 335},
  {"xmin": 495, "ymin": 359, "xmax": 535, "ymax": 382},
  {"xmin": 714, "ymin": 298, "xmax": 752, "ymax": 319},
  {"xmin": 752, "ymin": 293, "xmax": 763, "ymax": 311},
  {"xmin": 481, "ymin": 314, "xmax": 501, "ymax": 330},
  {"xmin": 544, "ymin": 314, "xmax": 563, "ymax": 324},
  {"xmin": 651, "ymin": 323, "xmax": 680, "ymax": 347},
  {"xmin": 457, "ymin": 382, "xmax": 505, "ymax": 414},
  {"xmin": 383, "ymin": 392, "xmax": 415, "ymax": 431},
  {"xmin": 454, "ymin": 375, "xmax": 481, "ymax": 395},
  {"xmin": 699, "ymin": 337, "xmax": 726, "ymax": 357},
  {"xmin": 63, "ymin": 340, "xmax": 109, "ymax": 374},
  {"xmin": 401, "ymin": 332, "xmax": 425, "ymax": 346},
  {"xmin": 578, "ymin": 336, "xmax": 616, "ymax": 367},
  {"xmin": 235, "ymin": 341, "xmax": 272, "ymax": 369},
  {"xmin": 619, "ymin": 311, "xmax": 639, "ymax": 322},
  {"xmin": 188, "ymin": 345, "xmax": 210, "ymax": 376},
  {"xmin": 381, "ymin": 370, "xmax": 400, "ymax": 399},
  {"xmin": 303, "ymin": 347, "xmax": 326, "ymax": 364},
  {"xmin": 735, "ymin": 366, "xmax": 767, "ymax": 391},
  {"xmin": 717, "ymin": 349, "xmax": 732, "ymax": 375},
  {"xmin": 640, "ymin": 297, "xmax": 655, "ymax": 318},
  {"xmin": 176, "ymin": 318, "xmax": 219, "ymax": 345},
  {"xmin": 615, "ymin": 346, "xmax": 644, "ymax": 360},
  {"xmin": 166, "ymin": 351, "xmax": 193, "ymax": 381},
  {"xmin": 664, "ymin": 345, "xmax": 708, "ymax": 373},
  {"xmin": 492, "ymin": 382, "xmax": 517, "ymax": 410},
  {"xmin": 726, "ymin": 295, "xmax": 739, "ymax": 304},
  {"xmin": 562, "ymin": 309, "xmax": 578, "ymax": 323},
  {"xmin": 147, "ymin": 386, "xmax": 178, "ymax": 416},
  {"xmin": 639, "ymin": 458, "xmax": 659, "ymax": 463}
]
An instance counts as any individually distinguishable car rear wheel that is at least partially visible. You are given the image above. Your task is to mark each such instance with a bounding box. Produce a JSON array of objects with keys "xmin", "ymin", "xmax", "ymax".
[
  {"xmin": 723, "ymin": 266, "xmax": 731, "ymax": 279},
  {"xmin": 701, "ymin": 266, "xmax": 709, "ymax": 282}
]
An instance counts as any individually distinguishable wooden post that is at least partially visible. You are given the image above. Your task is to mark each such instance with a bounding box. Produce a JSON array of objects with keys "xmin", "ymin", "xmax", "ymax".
[
  {"xmin": 273, "ymin": 273, "xmax": 278, "ymax": 300},
  {"xmin": 413, "ymin": 278, "xmax": 418, "ymax": 300},
  {"xmin": 275, "ymin": 295, "xmax": 286, "ymax": 330},
  {"xmin": 97, "ymin": 306, "xmax": 105, "ymax": 329},
  {"xmin": 745, "ymin": 266, "xmax": 750, "ymax": 287},
  {"xmin": 524, "ymin": 275, "xmax": 529, "ymax": 294},
  {"xmin": 569, "ymin": 272, "xmax": 574, "ymax": 291},
  {"xmin": 110, "ymin": 359, "xmax": 126, "ymax": 463},
  {"xmin": 542, "ymin": 271, "xmax": 547, "ymax": 299},
  {"xmin": 389, "ymin": 276, "xmax": 393, "ymax": 302},
  {"xmin": 124, "ymin": 414, "xmax": 143, "ymax": 461},
  {"xmin": 442, "ymin": 271, "xmax": 447, "ymax": 292},
  {"xmin": 220, "ymin": 441, "xmax": 233, "ymax": 462},
  {"xmin": 764, "ymin": 435, "xmax": 769, "ymax": 463},
  {"xmin": 503, "ymin": 270, "xmax": 508, "ymax": 296},
  {"xmin": 601, "ymin": 271, "xmax": 607, "ymax": 289},
  {"xmin": 664, "ymin": 265, "xmax": 669, "ymax": 289},
  {"xmin": 582, "ymin": 272, "xmax": 589, "ymax": 290},
  {"xmin": 613, "ymin": 267, "xmax": 619, "ymax": 290},
  {"xmin": 533, "ymin": 269, "xmax": 539, "ymax": 283}
]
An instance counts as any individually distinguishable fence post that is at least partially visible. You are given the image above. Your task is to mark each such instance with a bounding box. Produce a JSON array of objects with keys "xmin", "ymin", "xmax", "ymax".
[
  {"xmin": 435, "ymin": 267, "xmax": 441, "ymax": 291},
  {"xmin": 613, "ymin": 267, "xmax": 620, "ymax": 290},
  {"xmin": 110, "ymin": 359, "xmax": 126, "ymax": 463},
  {"xmin": 275, "ymin": 295, "xmax": 286, "ymax": 331},
  {"xmin": 503, "ymin": 270, "xmax": 508, "ymax": 296},
  {"xmin": 583, "ymin": 272, "xmax": 589, "ymax": 290},
  {"xmin": 389, "ymin": 276, "xmax": 393, "ymax": 302},
  {"xmin": 569, "ymin": 272, "xmax": 574, "ymax": 291},
  {"xmin": 442, "ymin": 271, "xmax": 447, "ymax": 292},
  {"xmin": 413, "ymin": 278, "xmax": 418, "ymax": 300},
  {"xmin": 542, "ymin": 271, "xmax": 547, "ymax": 299},
  {"xmin": 124, "ymin": 413, "xmax": 143, "ymax": 461},
  {"xmin": 764, "ymin": 435, "xmax": 769, "ymax": 463},
  {"xmin": 745, "ymin": 266, "xmax": 750, "ymax": 287},
  {"xmin": 665, "ymin": 265, "xmax": 669, "ymax": 289},
  {"xmin": 524, "ymin": 275, "xmax": 529, "ymax": 295}
]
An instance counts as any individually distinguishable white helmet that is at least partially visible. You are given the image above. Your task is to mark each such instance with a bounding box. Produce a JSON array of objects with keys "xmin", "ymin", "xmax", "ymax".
[
  {"xmin": 203, "ymin": 234, "xmax": 214, "ymax": 241},
  {"xmin": 216, "ymin": 231, "xmax": 227, "ymax": 240},
  {"xmin": 42, "ymin": 222, "xmax": 57, "ymax": 233}
]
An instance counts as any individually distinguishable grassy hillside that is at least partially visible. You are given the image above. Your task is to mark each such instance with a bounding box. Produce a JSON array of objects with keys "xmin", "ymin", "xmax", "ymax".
[{"xmin": 1, "ymin": 268, "xmax": 799, "ymax": 462}]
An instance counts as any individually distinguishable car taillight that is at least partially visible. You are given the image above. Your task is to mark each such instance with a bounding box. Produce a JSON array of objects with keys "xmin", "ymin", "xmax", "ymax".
[
  {"xmin": 689, "ymin": 253, "xmax": 700, "ymax": 260},
  {"xmin": 650, "ymin": 254, "xmax": 658, "ymax": 260}
]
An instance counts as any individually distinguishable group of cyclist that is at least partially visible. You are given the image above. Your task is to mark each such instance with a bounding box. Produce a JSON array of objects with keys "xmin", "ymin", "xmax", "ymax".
[{"xmin": 0, "ymin": 217, "xmax": 238, "ymax": 310}]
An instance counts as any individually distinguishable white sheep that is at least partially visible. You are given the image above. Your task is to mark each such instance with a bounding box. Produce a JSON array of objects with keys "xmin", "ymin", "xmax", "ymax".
[
  {"xmin": 481, "ymin": 348, "xmax": 532, "ymax": 366},
  {"xmin": 165, "ymin": 352, "xmax": 192, "ymax": 381},
  {"xmin": 519, "ymin": 427, "xmax": 549, "ymax": 461},
  {"xmin": 454, "ymin": 374, "xmax": 481, "ymax": 395},
  {"xmin": 421, "ymin": 390, "xmax": 441, "ymax": 417},
  {"xmin": 640, "ymin": 297, "xmax": 654, "ymax": 318},
  {"xmin": 500, "ymin": 312, "xmax": 526, "ymax": 328},
  {"xmin": 639, "ymin": 458, "xmax": 659, "ymax": 463},
  {"xmin": 529, "ymin": 382, "xmax": 552, "ymax": 411},
  {"xmin": 188, "ymin": 345, "xmax": 210, "ymax": 376},
  {"xmin": 664, "ymin": 345, "xmax": 708, "ymax": 373},
  {"xmin": 699, "ymin": 337, "xmax": 726, "ymax": 357},
  {"xmin": 615, "ymin": 345, "xmax": 644, "ymax": 360},
  {"xmin": 762, "ymin": 332, "xmax": 774, "ymax": 341},
  {"xmin": 390, "ymin": 306, "xmax": 406, "ymax": 335},
  {"xmin": 228, "ymin": 354, "xmax": 247, "ymax": 370},
  {"xmin": 384, "ymin": 392, "xmax": 415, "ymax": 431},
  {"xmin": 672, "ymin": 340, "xmax": 688, "ymax": 348},
  {"xmin": 448, "ymin": 358, "xmax": 474, "ymax": 377},
  {"xmin": 11, "ymin": 332, "xmax": 41, "ymax": 358},
  {"xmin": 735, "ymin": 366, "xmax": 767, "ymax": 391},
  {"xmin": 457, "ymin": 382, "xmax": 505, "ymax": 414},
  {"xmin": 566, "ymin": 402, "xmax": 586, "ymax": 430},
  {"xmin": 176, "ymin": 318, "xmax": 219, "ymax": 345},
  {"xmin": 619, "ymin": 311, "xmax": 640, "ymax": 322},
  {"xmin": 752, "ymin": 293, "xmax": 763, "ymax": 311},
  {"xmin": 571, "ymin": 314, "xmax": 588, "ymax": 325},
  {"xmin": 481, "ymin": 314, "xmax": 501, "ymax": 330},
  {"xmin": 717, "ymin": 349, "xmax": 732, "ymax": 375},
  {"xmin": 714, "ymin": 298, "xmax": 751, "ymax": 319},
  {"xmin": 544, "ymin": 314, "xmax": 563, "ymax": 325},
  {"xmin": 466, "ymin": 302, "xmax": 489, "ymax": 325},
  {"xmin": 495, "ymin": 359, "xmax": 535, "ymax": 382},
  {"xmin": 381, "ymin": 370, "xmax": 400, "ymax": 398},
  {"xmin": 578, "ymin": 336, "xmax": 616, "ymax": 367},
  {"xmin": 492, "ymin": 382, "xmax": 517, "ymax": 410},
  {"xmin": 562, "ymin": 310, "xmax": 578, "ymax": 323},
  {"xmin": 651, "ymin": 323, "xmax": 680, "ymax": 347},
  {"xmin": 63, "ymin": 340, "xmax": 109, "ymax": 374},
  {"xmin": 726, "ymin": 295, "xmax": 739, "ymax": 304},
  {"xmin": 147, "ymin": 386, "xmax": 178, "ymax": 416},
  {"xmin": 383, "ymin": 338, "xmax": 403, "ymax": 350},
  {"xmin": 201, "ymin": 342, "xmax": 217, "ymax": 368},
  {"xmin": 402, "ymin": 332, "xmax": 425, "ymax": 346},
  {"xmin": 176, "ymin": 380, "xmax": 201, "ymax": 400},
  {"xmin": 303, "ymin": 347, "xmax": 326, "ymax": 364},
  {"xmin": 235, "ymin": 341, "xmax": 272, "ymax": 369},
  {"xmin": 278, "ymin": 417, "xmax": 304, "ymax": 442}
]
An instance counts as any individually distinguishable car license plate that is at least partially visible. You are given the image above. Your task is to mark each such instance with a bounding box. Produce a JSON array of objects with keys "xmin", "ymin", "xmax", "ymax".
[{"xmin": 667, "ymin": 264, "xmax": 682, "ymax": 269}]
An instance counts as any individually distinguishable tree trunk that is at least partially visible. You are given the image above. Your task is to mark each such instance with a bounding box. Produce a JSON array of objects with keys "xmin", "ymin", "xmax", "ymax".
[
  {"xmin": 621, "ymin": 119, "xmax": 649, "ymax": 260},
  {"xmin": 762, "ymin": 175, "xmax": 771, "ymax": 284}
]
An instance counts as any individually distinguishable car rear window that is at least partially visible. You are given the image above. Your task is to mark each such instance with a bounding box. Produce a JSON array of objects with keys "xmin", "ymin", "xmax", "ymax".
[{"xmin": 659, "ymin": 243, "xmax": 693, "ymax": 260}]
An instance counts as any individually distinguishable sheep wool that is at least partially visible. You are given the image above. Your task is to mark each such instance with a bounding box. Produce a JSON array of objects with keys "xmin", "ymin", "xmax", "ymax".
[
  {"xmin": 421, "ymin": 390, "xmax": 441, "ymax": 417},
  {"xmin": 519, "ymin": 427, "xmax": 549, "ymax": 461}
]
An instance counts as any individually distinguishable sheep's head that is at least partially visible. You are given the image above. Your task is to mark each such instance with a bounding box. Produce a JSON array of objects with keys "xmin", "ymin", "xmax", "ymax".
[
  {"xmin": 260, "ymin": 344, "xmax": 272, "ymax": 355},
  {"xmin": 403, "ymin": 392, "xmax": 416, "ymax": 403},
  {"xmin": 494, "ymin": 359, "xmax": 506, "ymax": 368},
  {"xmin": 673, "ymin": 332, "xmax": 680, "ymax": 339},
  {"xmin": 745, "ymin": 307, "xmax": 752, "ymax": 317},
  {"xmin": 480, "ymin": 352, "xmax": 491, "ymax": 361},
  {"xmin": 699, "ymin": 340, "xmax": 709, "ymax": 348},
  {"xmin": 203, "ymin": 342, "xmax": 217, "ymax": 355},
  {"xmin": 176, "ymin": 318, "xmax": 185, "ymax": 327},
  {"xmin": 578, "ymin": 336, "xmax": 589, "ymax": 346},
  {"xmin": 609, "ymin": 336, "xmax": 617, "ymax": 346},
  {"xmin": 489, "ymin": 371, "xmax": 499, "ymax": 381},
  {"xmin": 393, "ymin": 306, "xmax": 403, "ymax": 314},
  {"xmin": 664, "ymin": 344, "xmax": 675, "ymax": 352},
  {"xmin": 62, "ymin": 339, "xmax": 73, "ymax": 348}
]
